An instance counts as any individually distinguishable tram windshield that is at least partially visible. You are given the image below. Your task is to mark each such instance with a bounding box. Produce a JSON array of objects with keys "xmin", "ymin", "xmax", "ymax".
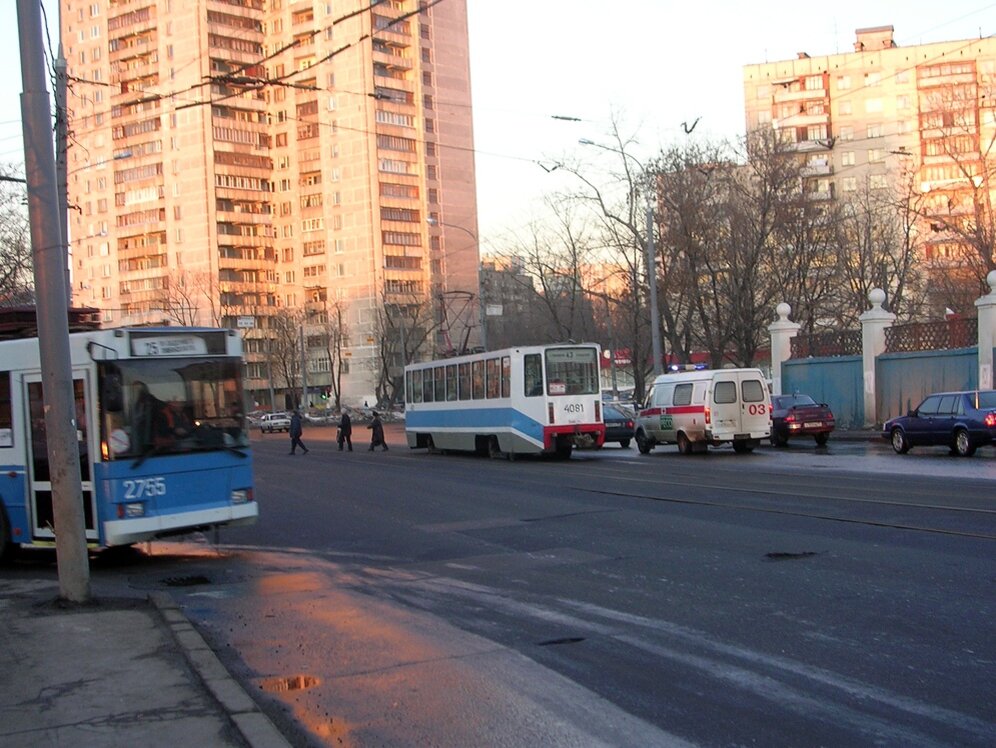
[
  {"xmin": 544, "ymin": 347, "xmax": 600, "ymax": 396},
  {"xmin": 98, "ymin": 358, "xmax": 248, "ymax": 460}
]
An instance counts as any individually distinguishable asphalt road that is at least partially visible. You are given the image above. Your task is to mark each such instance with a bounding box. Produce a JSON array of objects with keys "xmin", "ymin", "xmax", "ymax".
[{"xmin": 21, "ymin": 425, "xmax": 994, "ymax": 746}]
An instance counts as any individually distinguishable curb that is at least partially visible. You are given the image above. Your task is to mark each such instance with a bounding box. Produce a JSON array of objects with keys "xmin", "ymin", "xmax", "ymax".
[{"xmin": 149, "ymin": 591, "xmax": 292, "ymax": 748}]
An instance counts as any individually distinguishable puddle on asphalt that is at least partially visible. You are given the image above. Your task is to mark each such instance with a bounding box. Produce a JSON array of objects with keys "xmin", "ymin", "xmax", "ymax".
[{"xmin": 259, "ymin": 674, "xmax": 321, "ymax": 693}]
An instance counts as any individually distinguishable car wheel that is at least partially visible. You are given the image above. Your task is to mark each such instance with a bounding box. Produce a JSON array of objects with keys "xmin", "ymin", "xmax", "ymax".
[
  {"xmin": 619, "ymin": 439, "xmax": 631, "ymax": 449},
  {"xmin": 890, "ymin": 428, "xmax": 911, "ymax": 454},
  {"xmin": 954, "ymin": 428, "xmax": 976, "ymax": 457},
  {"xmin": 677, "ymin": 432, "xmax": 693, "ymax": 455},
  {"xmin": 814, "ymin": 432, "xmax": 829, "ymax": 447},
  {"xmin": 635, "ymin": 430, "xmax": 653, "ymax": 454},
  {"xmin": 770, "ymin": 430, "xmax": 787, "ymax": 448}
]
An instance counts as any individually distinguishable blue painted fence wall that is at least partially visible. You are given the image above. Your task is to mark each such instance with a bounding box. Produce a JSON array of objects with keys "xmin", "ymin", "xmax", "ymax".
[
  {"xmin": 782, "ymin": 356, "xmax": 863, "ymax": 429},
  {"xmin": 876, "ymin": 348, "xmax": 979, "ymax": 423}
]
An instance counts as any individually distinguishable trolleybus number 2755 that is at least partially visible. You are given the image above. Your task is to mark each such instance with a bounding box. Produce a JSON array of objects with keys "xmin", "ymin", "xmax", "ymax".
[{"xmin": 122, "ymin": 477, "xmax": 167, "ymax": 500}]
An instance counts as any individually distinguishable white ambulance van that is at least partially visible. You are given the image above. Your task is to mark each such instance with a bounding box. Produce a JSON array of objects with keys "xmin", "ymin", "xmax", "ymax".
[{"xmin": 635, "ymin": 368, "xmax": 771, "ymax": 454}]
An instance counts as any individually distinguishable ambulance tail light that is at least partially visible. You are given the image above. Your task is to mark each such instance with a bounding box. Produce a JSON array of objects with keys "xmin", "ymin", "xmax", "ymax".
[{"xmin": 704, "ymin": 406, "xmax": 711, "ymax": 426}]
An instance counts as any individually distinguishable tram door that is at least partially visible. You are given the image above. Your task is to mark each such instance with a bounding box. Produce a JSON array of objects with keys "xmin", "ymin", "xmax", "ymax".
[{"xmin": 24, "ymin": 374, "xmax": 98, "ymax": 543}]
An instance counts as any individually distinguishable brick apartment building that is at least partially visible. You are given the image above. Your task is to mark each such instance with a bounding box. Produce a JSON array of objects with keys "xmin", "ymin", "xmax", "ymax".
[{"xmin": 61, "ymin": 0, "xmax": 479, "ymax": 407}]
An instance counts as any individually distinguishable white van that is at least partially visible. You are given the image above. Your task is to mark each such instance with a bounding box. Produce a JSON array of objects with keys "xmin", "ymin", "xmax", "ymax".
[{"xmin": 635, "ymin": 368, "xmax": 771, "ymax": 454}]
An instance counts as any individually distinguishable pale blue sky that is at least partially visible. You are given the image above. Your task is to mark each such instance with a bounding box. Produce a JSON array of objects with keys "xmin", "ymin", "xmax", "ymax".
[{"xmin": 2, "ymin": 1, "xmax": 993, "ymax": 242}]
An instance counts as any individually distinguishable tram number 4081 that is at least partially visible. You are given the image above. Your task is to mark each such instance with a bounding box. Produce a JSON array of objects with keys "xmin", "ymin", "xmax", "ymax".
[{"xmin": 563, "ymin": 403, "xmax": 585, "ymax": 415}]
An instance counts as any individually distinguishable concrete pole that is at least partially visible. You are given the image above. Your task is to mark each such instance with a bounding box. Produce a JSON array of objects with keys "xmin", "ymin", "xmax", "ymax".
[
  {"xmin": 859, "ymin": 288, "xmax": 895, "ymax": 428},
  {"xmin": 767, "ymin": 302, "xmax": 801, "ymax": 396},
  {"xmin": 17, "ymin": 0, "xmax": 90, "ymax": 602},
  {"xmin": 55, "ymin": 43, "xmax": 70, "ymax": 306},
  {"xmin": 974, "ymin": 270, "xmax": 996, "ymax": 390}
]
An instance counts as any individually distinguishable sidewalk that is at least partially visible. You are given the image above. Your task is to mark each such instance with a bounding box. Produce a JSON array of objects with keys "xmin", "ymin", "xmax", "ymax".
[{"xmin": 0, "ymin": 577, "xmax": 290, "ymax": 748}]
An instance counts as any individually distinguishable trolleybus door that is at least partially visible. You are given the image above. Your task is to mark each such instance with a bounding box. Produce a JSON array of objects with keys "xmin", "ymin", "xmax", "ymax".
[{"xmin": 24, "ymin": 374, "xmax": 98, "ymax": 543}]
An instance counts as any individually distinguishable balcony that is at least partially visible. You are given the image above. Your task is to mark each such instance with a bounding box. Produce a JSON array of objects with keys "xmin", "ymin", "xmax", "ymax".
[{"xmin": 773, "ymin": 87, "xmax": 827, "ymax": 104}]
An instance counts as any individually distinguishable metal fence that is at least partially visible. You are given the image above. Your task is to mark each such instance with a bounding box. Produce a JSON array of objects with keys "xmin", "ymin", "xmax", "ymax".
[
  {"xmin": 884, "ymin": 318, "xmax": 978, "ymax": 353},
  {"xmin": 790, "ymin": 330, "xmax": 862, "ymax": 359}
]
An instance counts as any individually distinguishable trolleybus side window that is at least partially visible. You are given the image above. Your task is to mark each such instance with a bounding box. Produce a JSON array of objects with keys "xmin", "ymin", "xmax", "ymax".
[
  {"xmin": 472, "ymin": 360, "xmax": 485, "ymax": 399},
  {"xmin": 524, "ymin": 354, "xmax": 542, "ymax": 397},
  {"xmin": 501, "ymin": 356, "xmax": 511, "ymax": 398},
  {"xmin": 458, "ymin": 363, "xmax": 471, "ymax": 400},
  {"xmin": 0, "ymin": 372, "xmax": 11, "ymax": 447}
]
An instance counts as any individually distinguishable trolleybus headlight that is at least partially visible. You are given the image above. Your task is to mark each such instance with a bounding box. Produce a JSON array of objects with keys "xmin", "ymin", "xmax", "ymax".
[{"xmin": 231, "ymin": 488, "xmax": 253, "ymax": 505}]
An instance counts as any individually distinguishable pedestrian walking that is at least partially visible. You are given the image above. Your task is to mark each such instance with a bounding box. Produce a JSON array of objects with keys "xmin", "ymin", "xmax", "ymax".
[
  {"xmin": 366, "ymin": 411, "xmax": 389, "ymax": 451},
  {"xmin": 337, "ymin": 411, "xmax": 353, "ymax": 451},
  {"xmin": 288, "ymin": 410, "xmax": 309, "ymax": 454}
]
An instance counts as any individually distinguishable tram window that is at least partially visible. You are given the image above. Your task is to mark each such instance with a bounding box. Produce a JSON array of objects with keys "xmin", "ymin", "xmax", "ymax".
[
  {"xmin": 0, "ymin": 373, "xmax": 11, "ymax": 447},
  {"xmin": 486, "ymin": 358, "xmax": 500, "ymax": 398},
  {"xmin": 422, "ymin": 369, "xmax": 434, "ymax": 402},
  {"xmin": 524, "ymin": 354, "xmax": 542, "ymax": 396},
  {"xmin": 458, "ymin": 362, "xmax": 471, "ymax": 400},
  {"xmin": 445, "ymin": 364, "xmax": 458, "ymax": 401},
  {"xmin": 434, "ymin": 367, "xmax": 445, "ymax": 401},
  {"xmin": 501, "ymin": 356, "xmax": 511, "ymax": 398},
  {"xmin": 412, "ymin": 370, "xmax": 423, "ymax": 403},
  {"xmin": 472, "ymin": 360, "xmax": 485, "ymax": 399}
]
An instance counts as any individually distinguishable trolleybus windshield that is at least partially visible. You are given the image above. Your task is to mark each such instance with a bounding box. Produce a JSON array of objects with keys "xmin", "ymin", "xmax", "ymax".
[{"xmin": 98, "ymin": 358, "xmax": 248, "ymax": 460}]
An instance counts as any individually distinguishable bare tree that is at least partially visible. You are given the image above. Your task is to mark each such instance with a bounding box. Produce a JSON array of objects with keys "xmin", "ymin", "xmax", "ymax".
[
  {"xmin": 372, "ymin": 294, "xmax": 441, "ymax": 407},
  {"xmin": 314, "ymin": 300, "xmax": 349, "ymax": 411},
  {"xmin": 0, "ymin": 168, "xmax": 34, "ymax": 307},
  {"xmin": 268, "ymin": 308, "xmax": 304, "ymax": 409}
]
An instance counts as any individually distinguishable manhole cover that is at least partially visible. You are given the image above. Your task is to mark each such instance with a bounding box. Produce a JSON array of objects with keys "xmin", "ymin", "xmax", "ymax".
[{"xmin": 259, "ymin": 675, "xmax": 321, "ymax": 693}]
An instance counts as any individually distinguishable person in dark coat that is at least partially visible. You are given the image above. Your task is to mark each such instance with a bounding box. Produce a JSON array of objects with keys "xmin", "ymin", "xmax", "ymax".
[
  {"xmin": 366, "ymin": 411, "xmax": 388, "ymax": 451},
  {"xmin": 289, "ymin": 410, "xmax": 309, "ymax": 454},
  {"xmin": 337, "ymin": 411, "xmax": 353, "ymax": 451}
]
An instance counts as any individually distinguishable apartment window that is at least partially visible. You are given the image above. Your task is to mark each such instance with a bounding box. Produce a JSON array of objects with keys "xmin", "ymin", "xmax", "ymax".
[
  {"xmin": 838, "ymin": 126, "xmax": 853, "ymax": 141},
  {"xmin": 866, "ymin": 123, "xmax": 882, "ymax": 139},
  {"xmin": 804, "ymin": 76, "xmax": 823, "ymax": 91},
  {"xmin": 806, "ymin": 125, "xmax": 827, "ymax": 141},
  {"xmin": 283, "ymin": 248, "xmax": 294, "ymax": 262},
  {"xmin": 840, "ymin": 177, "xmax": 857, "ymax": 192},
  {"xmin": 426, "ymin": 165, "xmax": 437, "ymax": 180},
  {"xmin": 838, "ymin": 100, "xmax": 852, "ymax": 115},
  {"xmin": 865, "ymin": 72, "xmax": 881, "ymax": 87},
  {"xmin": 896, "ymin": 95, "xmax": 911, "ymax": 110},
  {"xmin": 869, "ymin": 174, "xmax": 888, "ymax": 190},
  {"xmin": 285, "ymin": 272, "xmax": 295, "ymax": 283},
  {"xmin": 836, "ymin": 75, "xmax": 851, "ymax": 90},
  {"xmin": 425, "ymin": 118, "xmax": 434, "ymax": 133},
  {"xmin": 841, "ymin": 151, "xmax": 855, "ymax": 167},
  {"xmin": 334, "ymin": 239, "xmax": 345, "ymax": 254},
  {"xmin": 757, "ymin": 111, "xmax": 771, "ymax": 125},
  {"xmin": 755, "ymin": 84, "xmax": 770, "ymax": 100},
  {"xmin": 896, "ymin": 70, "xmax": 911, "ymax": 84},
  {"xmin": 867, "ymin": 148, "xmax": 886, "ymax": 164}
]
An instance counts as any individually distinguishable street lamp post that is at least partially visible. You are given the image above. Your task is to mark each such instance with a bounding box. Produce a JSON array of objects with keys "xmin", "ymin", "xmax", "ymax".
[
  {"xmin": 579, "ymin": 139, "xmax": 664, "ymax": 378},
  {"xmin": 426, "ymin": 216, "xmax": 487, "ymax": 351}
]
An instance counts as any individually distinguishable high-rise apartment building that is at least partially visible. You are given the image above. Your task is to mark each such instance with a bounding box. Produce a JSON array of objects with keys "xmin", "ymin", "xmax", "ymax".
[
  {"xmin": 743, "ymin": 26, "xmax": 995, "ymax": 277},
  {"xmin": 61, "ymin": 0, "xmax": 479, "ymax": 407}
]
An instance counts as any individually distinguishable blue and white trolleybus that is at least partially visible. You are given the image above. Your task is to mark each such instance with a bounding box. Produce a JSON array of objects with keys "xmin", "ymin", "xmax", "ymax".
[
  {"xmin": 404, "ymin": 343, "xmax": 606, "ymax": 458},
  {"xmin": 0, "ymin": 326, "xmax": 257, "ymax": 559}
]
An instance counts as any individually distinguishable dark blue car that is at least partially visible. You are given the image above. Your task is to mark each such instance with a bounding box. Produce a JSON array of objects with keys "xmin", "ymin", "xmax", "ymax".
[{"xmin": 883, "ymin": 390, "xmax": 996, "ymax": 457}]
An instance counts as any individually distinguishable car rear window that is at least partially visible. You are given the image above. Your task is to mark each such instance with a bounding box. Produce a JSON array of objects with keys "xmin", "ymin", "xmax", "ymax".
[{"xmin": 978, "ymin": 391, "xmax": 996, "ymax": 409}]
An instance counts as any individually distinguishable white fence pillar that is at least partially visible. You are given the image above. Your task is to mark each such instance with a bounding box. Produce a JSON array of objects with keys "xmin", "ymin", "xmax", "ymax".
[
  {"xmin": 975, "ymin": 270, "xmax": 996, "ymax": 390},
  {"xmin": 859, "ymin": 288, "xmax": 895, "ymax": 427},
  {"xmin": 768, "ymin": 302, "xmax": 800, "ymax": 396}
]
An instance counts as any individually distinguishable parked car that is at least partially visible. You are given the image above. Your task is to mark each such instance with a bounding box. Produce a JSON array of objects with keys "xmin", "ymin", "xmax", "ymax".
[
  {"xmin": 769, "ymin": 394, "xmax": 835, "ymax": 447},
  {"xmin": 882, "ymin": 390, "xmax": 996, "ymax": 457},
  {"xmin": 260, "ymin": 412, "xmax": 292, "ymax": 433},
  {"xmin": 602, "ymin": 403, "xmax": 636, "ymax": 448}
]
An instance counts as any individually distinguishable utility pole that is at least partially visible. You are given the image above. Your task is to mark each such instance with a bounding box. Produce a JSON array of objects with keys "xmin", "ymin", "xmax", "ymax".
[
  {"xmin": 17, "ymin": 0, "xmax": 90, "ymax": 602},
  {"xmin": 299, "ymin": 324, "xmax": 308, "ymax": 410},
  {"xmin": 55, "ymin": 37, "xmax": 70, "ymax": 305}
]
